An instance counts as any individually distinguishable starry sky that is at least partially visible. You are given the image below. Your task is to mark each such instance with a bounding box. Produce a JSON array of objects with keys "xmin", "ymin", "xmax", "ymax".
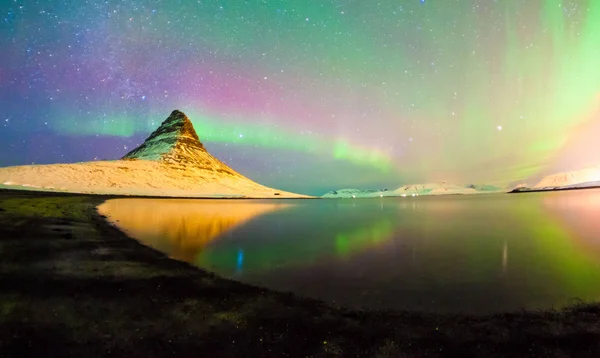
[{"xmin": 1, "ymin": 0, "xmax": 599, "ymax": 195}]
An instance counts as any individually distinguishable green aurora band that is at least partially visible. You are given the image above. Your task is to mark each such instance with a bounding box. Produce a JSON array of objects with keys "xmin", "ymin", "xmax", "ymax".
[{"xmin": 52, "ymin": 110, "xmax": 394, "ymax": 171}]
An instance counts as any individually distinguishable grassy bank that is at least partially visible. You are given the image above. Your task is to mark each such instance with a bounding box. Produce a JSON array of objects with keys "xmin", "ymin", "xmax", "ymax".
[{"xmin": 1, "ymin": 190, "xmax": 600, "ymax": 357}]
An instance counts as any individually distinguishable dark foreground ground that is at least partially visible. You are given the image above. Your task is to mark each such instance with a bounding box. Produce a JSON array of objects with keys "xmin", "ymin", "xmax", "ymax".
[{"xmin": 1, "ymin": 190, "xmax": 600, "ymax": 357}]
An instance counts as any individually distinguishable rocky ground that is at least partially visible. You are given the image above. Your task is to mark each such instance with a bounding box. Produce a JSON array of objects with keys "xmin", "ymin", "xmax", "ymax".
[{"xmin": 1, "ymin": 189, "xmax": 600, "ymax": 357}]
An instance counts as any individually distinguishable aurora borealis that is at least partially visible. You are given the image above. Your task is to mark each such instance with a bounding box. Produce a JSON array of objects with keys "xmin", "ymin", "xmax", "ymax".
[{"xmin": 1, "ymin": 0, "xmax": 599, "ymax": 194}]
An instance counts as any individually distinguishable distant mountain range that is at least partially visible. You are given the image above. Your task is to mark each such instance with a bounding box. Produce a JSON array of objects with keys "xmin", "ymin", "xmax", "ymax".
[
  {"xmin": 322, "ymin": 188, "xmax": 391, "ymax": 198},
  {"xmin": 393, "ymin": 182, "xmax": 478, "ymax": 196},
  {"xmin": 465, "ymin": 184, "xmax": 502, "ymax": 192},
  {"xmin": 322, "ymin": 182, "xmax": 504, "ymax": 198}
]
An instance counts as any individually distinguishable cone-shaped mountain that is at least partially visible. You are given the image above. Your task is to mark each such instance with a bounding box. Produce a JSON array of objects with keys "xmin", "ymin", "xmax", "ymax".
[
  {"xmin": 122, "ymin": 110, "xmax": 240, "ymax": 176},
  {"xmin": 0, "ymin": 110, "xmax": 306, "ymax": 198}
]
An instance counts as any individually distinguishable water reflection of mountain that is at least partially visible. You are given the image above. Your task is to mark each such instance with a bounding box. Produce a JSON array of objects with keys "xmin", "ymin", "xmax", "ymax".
[
  {"xmin": 196, "ymin": 216, "xmax": 397, "ymax": 275},
  {"xmin": 99, "ymin": 194, "xmax": 600, "ymax": 313},
  {"xmin": 98, "ymin": 199, "xmax": 291, "ymax": 262},
  {"xmin": 194, "ymin": 201, "xmax": 402, "ymax": 274},
  {"xmin": 100, "ymin": 198, "xmax": 400, "ymax": 274}
]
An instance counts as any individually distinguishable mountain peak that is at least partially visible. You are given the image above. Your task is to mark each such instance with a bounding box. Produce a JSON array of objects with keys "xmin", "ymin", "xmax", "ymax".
[
  {"xmin": 122, "ymin": 110, "xmax": 239, "ymax": 176},
  {"xmin": 159, "ymin": 109, "xmax": 200, "ymax": 142}
]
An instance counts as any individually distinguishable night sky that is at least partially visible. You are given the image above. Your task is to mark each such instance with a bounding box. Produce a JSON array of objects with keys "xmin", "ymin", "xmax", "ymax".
[{"xmin": 1, "ymin": 0, "xmax": 599, "ymax": 195}]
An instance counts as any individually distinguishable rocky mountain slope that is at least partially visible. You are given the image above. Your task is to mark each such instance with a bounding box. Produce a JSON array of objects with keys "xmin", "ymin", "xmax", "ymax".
[{"xmin": 122, "ymin": 110, "xmax": 240, "ymax": 176}]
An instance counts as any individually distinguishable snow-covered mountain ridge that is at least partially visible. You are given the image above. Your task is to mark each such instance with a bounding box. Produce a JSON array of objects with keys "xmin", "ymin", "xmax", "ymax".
[
  {"xmin": 392, "ymin": 182, "xmax": 478, "ymax": 195},
  {"xmin": 512, "ymin": 166, "xmax": 600, "ymax": 192},
  {"xmin": 322, "ymin": 182, "xmax": 502, "ymax": 198},
  {"xmin": 533, "ymin": 166, "xmax": 600, "ymax": 189},
  {"xmin": 322, "ymin": 188, "xmax": 390, "ymax": 198}
]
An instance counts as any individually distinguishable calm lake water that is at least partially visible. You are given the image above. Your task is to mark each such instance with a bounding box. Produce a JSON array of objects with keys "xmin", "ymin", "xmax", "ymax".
[{"xmin": 98, "ymin": 189, "xmax": 600, "ymax": 314}]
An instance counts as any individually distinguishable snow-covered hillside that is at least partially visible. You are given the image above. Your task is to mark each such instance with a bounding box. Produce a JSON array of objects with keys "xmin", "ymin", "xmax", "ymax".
[
  {"xmin": 0, "ymin": 110, "xmax": 307, "ymax": 198},
  {"xmin": 533, "ymin": 166, "xmax": 600, "ymax": 190}
]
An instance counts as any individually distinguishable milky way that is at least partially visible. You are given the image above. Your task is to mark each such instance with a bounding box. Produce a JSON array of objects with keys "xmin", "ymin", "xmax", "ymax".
[{"xmin": 1, "ymin": 0, "xmax": 599, "ymax": 194}]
